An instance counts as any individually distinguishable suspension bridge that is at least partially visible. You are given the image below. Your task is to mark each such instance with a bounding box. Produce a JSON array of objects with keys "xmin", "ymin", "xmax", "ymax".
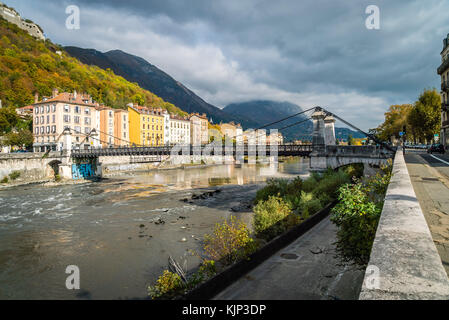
[{"xmin": 35, "ymin": 106, "xmax": 395, "ymax": 179}]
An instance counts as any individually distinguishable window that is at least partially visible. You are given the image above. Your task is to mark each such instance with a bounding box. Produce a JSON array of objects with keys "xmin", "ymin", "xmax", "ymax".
[
  {"xmin": 74, "ymin": 126, "xmax": 81, "ymax": 133},
  {"xmin": 35, "ymin": 106, "xmax": 39, "ymax": 114},
  {"xmin": 64, "ymin": 115, "xmax": 71, "ymax": 123},
  {"xmin": 40, "ymin": 106, "xmax": 44, "ymax": 113},
  {"xmin": 52, "ymin": 115, "xmax": 55, "ymax": 123},
  {"xmin": 35, "ymin": 127, "xmax": 39, "ymax": 135},
  {"xmin": 84, "ymin": 108, "xmax": 90, "ymax": 115},
  {"xmin": 51, "ymin": 126, "xmax": 56, "ymax": 133},
  {"xmin": 84, "ymin": 117, "xmax": 91, "ymax": 125},
  {"xmin": 35, "ymin": 117, "xmax": 39, "ymax": 124},
  {"xmin": 46, "ymin": 126, "xmax": 50, "ymax": 134},
  {"xmin": 40, "ymin": 127, "xmax": 44, "ymax": 134},
  {"xmin": 64, "ymin": 105, "xmax": 70, "ymax": 112},
  {"xmin": 75, "ymin": 106, "xmax": 81, "ymax": 114},
  {"xmin": 74, "ymin": 116, "xmax": 80, "ymax": 124},
  {"xmin": 40, "ymin": 115, "xmax": 44, "ymax": 123},
  {"xmin": 85, "ymin": 127, "xmax": 90, "ymax": 134},
  {"xmin": 47, "ymin": 115, "xmax": 50, "ymax": 124},
  {"xmin": 52, "ymin": 105, "xmax": 56, "ymax": 112}
]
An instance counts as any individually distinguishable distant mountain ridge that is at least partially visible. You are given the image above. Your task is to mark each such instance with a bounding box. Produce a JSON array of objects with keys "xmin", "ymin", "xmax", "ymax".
[
  {"xmin": 65, "ymin": 46, "xmax": 255, "ymax": 126},
  {"xmin": 223, "ymin": 100, "xmax": 366, "ymax": 141}
]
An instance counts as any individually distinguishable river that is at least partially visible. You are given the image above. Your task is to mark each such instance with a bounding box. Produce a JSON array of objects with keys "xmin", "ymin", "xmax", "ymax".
[{"xmin": 0, "ymin": 158, "xmax": 309, "ymax": 299}]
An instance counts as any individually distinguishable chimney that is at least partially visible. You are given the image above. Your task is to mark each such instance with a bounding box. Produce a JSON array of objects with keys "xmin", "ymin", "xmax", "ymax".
[
  {"xmin": 34, "ymin": 92, "xmax": 39, "ymax": 103},
  {"xmin": 52, "ymin": 88, "xmax": 58, "ymax": 98},
  {"xmin": 73, "ymin": 90, "xmax": 77, "ymax": 99}
]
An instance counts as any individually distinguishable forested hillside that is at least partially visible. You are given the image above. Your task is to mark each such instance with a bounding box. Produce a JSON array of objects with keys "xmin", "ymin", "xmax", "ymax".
[{"xmin": 0, "ymin": 16, "xmax": 185, "ymax": 116}]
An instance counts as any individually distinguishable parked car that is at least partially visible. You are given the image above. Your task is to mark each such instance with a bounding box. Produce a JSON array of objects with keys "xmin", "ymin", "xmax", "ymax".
[{"xmin": 427, "ymin": 144, "xmax": 445, "ymax": 154}]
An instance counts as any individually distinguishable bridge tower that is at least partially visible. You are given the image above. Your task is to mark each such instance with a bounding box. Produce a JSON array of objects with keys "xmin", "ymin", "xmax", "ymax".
[
  {"xmin": 310, "ymin": 107, "xmax": 336, "ymax": 171},
  {"xmin": 324, "ymin": 115, "xmax": 336, "ymax": 145}
]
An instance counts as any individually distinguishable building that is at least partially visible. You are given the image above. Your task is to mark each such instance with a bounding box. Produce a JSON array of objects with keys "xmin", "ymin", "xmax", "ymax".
[
  {"xmin": 438, "ymin": 33, "xmax": 449, "ymax": 149},
  {"xmin": 190, "ymin": 113, "xmax": 209, "ymax": 145},
  {"xmin": 32, "ymin": 90, "xmax": 100, "ymax": 152},
  {"xmin": 267, "ymin": 131, "xmax": 284, "ymax": 145},
  {"xmin": 0, "ymin": 2, "xmax": 45, "ymax": 40},
  {"xmin": 16, "ymin": 105, "xmax": 33, "ymax": 119},
  {"xmin": 128, "ymin": 103, "xmax": 165, "ymax": 146},
  {"xmin": 114, "ymin": 109, "xmax": 129, "ymax": 147},
  {"xmin": 220, "ymin": 122, "xmax": 237, "ymax": 139},
  {"xmin": 96, "ymin": 105, "xmax": 116, "ymax": 148},
  {"xmin": 169, "ymin": 114, "xmax": 190, "ymax": 145}
]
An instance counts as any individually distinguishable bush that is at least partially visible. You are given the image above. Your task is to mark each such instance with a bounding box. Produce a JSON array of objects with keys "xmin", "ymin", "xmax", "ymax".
[
  {"xmin": 148, "ymin": 270, "xmax": 185, "ymax": 299},
  {"xmin": 254, "ymin": 178, "xmax": 290, "ymax": 204},
  {"xmin": 312, "ymin": 169, "xmax": 350, "ymax": 200},
  {"xmin": 341, "ymin": 163, "xmax": 364, "ymax": 179},
  {"xmin": 330, "ymin": 183, "xmax": 382, "ymax": 265},
  {"xmin": 302, "ymin": 175, "xmax": 319, "ymax": 193},
  {"xmin": 9, "ymin": 171, "xmax": 20, "ymax": 180},
  {"xmin": 204, "ymin": 216, "xmax": 257, "ymax": 265},
  {"xmin": 1, "ymin": 176, "xmax": 8, "ymax": 183},
  {"xmin": 253, "ymin": 195, "xmax": 300, "ymax": 240}
]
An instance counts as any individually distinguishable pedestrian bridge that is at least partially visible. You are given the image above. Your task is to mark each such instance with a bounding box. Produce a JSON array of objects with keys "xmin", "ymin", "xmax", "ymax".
[{"xmin": 68, "ymin": 107, "xmax": 395, "ymax": 172}]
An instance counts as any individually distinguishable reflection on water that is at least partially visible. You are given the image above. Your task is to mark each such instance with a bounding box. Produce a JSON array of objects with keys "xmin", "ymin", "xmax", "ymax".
[{"xmin": 0, "ymin": 158, "xmax": 309, "ymax": 299}]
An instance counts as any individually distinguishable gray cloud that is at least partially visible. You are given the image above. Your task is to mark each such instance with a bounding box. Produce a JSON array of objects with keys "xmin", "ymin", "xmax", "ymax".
[{"xmin": 5, "ymin": 0, "xmax": 449, "ymax": 130}]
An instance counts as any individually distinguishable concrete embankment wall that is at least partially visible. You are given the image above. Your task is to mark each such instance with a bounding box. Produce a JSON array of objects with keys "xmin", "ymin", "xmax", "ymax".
[
  {"xmin": 0, "ymin": 153, "xmax": 60, "ymax": 183},
  {"xmin": 359, "ymin": 149, "xmax": 449, "ymax": 300}
]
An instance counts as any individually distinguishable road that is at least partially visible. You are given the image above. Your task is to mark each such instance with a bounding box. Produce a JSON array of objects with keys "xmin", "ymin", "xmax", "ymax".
[
  {"xmin": 213, "ymin": 216, "xmax": 365, "ymax": 300},
  {"xmin": 404, "ymin": 150, "xmax": 449, "ymax": 276}
]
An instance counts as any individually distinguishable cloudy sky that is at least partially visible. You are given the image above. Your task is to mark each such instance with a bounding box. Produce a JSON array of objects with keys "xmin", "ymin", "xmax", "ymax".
[{"xmin": 5, "ymin": 0, "xmax": 449, "ymax": 129}]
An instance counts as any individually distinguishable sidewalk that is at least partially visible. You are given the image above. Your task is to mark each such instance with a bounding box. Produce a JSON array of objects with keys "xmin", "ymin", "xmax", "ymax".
[
  {"xmin": 213, "ymin": 217, "xmax": 364, "ymax": 300},
  {"xmin": 405, "ymin": 152, "xmax": 449, "ymax": 276}
]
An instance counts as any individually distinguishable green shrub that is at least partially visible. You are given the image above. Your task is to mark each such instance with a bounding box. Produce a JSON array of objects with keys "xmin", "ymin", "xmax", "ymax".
[
  {"xmin": 9, "ymin": 171, "xmax": 20, "ymax": 180},
  {"xmin": 148, "ymin": 270, "xmax": 185, "ymax": 299},
  {"xmin": 301, "ymin": 198, "xmax": 323, "ymax": 218},
  {"xmin": 253, "ymin": 195, "xmax": 300, "ymax": 240},
  {"xmin": 302, "ymin": 175, "xmax": 319, "ymax": 193},
  {"xmin": 330, "ymin": 183, "xmax": 382, "ymax": 265},
  {"xmin": 204, "ymin": 216, "xmax": 257, "ymax": 265},
  {"xmin": 341, "ymin": 163, "xmax": 364, "ymax": 179},
  {"xmin": 313, "ymin": 170, "xmax": 350, "ymax": 200},
  {"xmin": 254, "ymin": 178, "xmax": 290, "ymax": 204},
  {"xmin": 54, "ymin": 174, "xmax": 61, "ymax": 182},
  {"xmin": 1, "ymin": 176, "xmax": 8, "ymax": 183},
  {"xmin": 185, "ymin": 259, "xmax": 217, "ymax": 290}
]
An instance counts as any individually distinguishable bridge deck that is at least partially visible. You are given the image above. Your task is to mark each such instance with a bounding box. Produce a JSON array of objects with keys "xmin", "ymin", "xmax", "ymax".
[{"xmin": 70, "ymin": 144, "xmax": 314, "ymax": 158}]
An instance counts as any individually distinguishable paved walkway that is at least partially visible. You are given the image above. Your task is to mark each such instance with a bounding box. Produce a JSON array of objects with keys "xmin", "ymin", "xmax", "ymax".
[
  {"xmin": 213, "ymin": 217, "xmax": 364, "ymax": 300},
  {"xmin": 405, "ymin": 151, "xmax": 449, "ymax": 276}
]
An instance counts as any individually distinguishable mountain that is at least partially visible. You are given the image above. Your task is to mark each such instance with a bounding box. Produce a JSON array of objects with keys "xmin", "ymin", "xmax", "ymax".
[
  {"xmin": 0, "ymin": 15, "xmax": 185, "ymax": 115},
  {"xmin": 64, "ymin": 46, "xmax": 252, "ymax": 125},
  {"xmin": 223, "ymin": 100, "xmax": 365, "ymax": 141}
]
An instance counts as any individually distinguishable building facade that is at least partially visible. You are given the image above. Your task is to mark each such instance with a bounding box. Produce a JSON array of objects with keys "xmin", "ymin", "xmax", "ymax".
[
  {"xmin": 97, "ymin": 105, "xmax": 116, "ymax": 148},
  {"xmin": 32, "ymin": 91, "xmax": 100, "ymax": 152},
  {"xmin": 169, "ymin": 114, "xmax": 190, "ymax": 145},
  {"xmin": 190, "ymin": 113, "xmax": 209, "ymax": 145},
  {"xmin": 128, "ymin": 104, "xmax": 165, "ymax": 146},
  {"xmin": 114, "ymin": 109, "xmax": 129, "ymax": 147},
  {"xmin": 438, "ymin": 33, "xmax": 449, "ymax": 149}
]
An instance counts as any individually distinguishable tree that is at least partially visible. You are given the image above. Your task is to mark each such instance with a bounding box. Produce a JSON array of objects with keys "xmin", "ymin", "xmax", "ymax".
[
  {"xmin": 0, "ymin": 107, "xmax": 19, "ymax": 134},
  {"xmin": 376, "ymin": 104, "xmax": 412, "ymax": 142},
  {"xmin": 3, "ymin": 129, "xmax": 33, "ymax": 148},
  {"xmin": 408, "ymin": 88, "xmax": 441, "ymax": 143},
  {"xmin": 347, "ymin": 134, "xmax": 354, "ymax": 145}
]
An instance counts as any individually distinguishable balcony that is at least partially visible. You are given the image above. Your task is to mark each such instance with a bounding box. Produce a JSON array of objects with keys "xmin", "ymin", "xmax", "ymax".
[
  {"xmin": 438, "ymin": 58, "xmax": 449, "ymax": 75},
  {"xmin": 442, "ymin": 81, "xmax": 449, "ymax": 93}
]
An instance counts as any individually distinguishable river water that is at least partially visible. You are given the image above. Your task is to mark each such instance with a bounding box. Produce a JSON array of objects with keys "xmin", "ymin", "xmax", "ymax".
[{"xmin": 0, "ymin": 158, "xmax": 309, "ymax": 299}]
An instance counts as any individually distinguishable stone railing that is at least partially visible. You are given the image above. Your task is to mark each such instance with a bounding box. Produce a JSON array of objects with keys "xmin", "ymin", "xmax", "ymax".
[{"xmin": 359, "ymin": 148, "xmax": 449, "ymax": 299}]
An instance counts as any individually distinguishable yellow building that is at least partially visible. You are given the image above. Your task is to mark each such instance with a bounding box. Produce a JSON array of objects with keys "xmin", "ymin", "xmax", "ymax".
[{"xmin": 127, "ymin": 103, "xmax": 165, "ymax": 146}]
